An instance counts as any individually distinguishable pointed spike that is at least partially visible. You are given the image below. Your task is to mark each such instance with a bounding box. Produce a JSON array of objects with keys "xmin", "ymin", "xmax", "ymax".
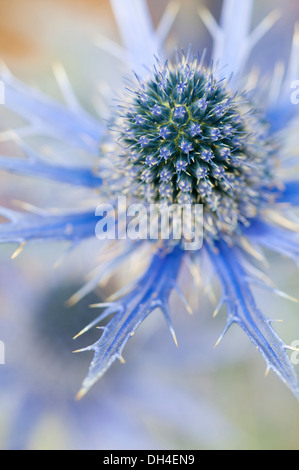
[
  {"xmin": 160, "ymin": 302, "xmax": 179, "ymax": 348},
  {"xmin": 53, "ymin": 242, "xmax": 78, "ymax": 269},
  {"xmin": 53, "ymin": 255, "xmax": 67, "ymax": 270},
  {"xmin": 89, "ymin": 302, "xmax": 115, "ymax": 309},
  {"xmin": 198, "ymin": 5, "xmax": 221, "ymax": 40},
  {"xmin": 105, "ymin": 279, "xmax": 137, "ymax": 302},
  {"xmin": 248, "ymin": 9, "xmax": 281, "ymax": 51},
  {"xmin": 213, "ymin": 335, "xmax": 223, "ymax": 349},
  {"xmin": 171, "ymin": 328, "xmax": 179, "ymax": 348},
  {"xmin": 73, "ymin": 325, "xmax": 97, "ymax": 340},
  {"xmin": 67, "ymin": 293, "xmax": 82, "ymax": 308},
  {"xmin": 52, "ymin": 61, "xmax": 85, "ymax": 114},
  {"xmin": 183, "ymin": 255, "xmax": 201, "ymax": 289},
  {"xmin": 95, "ymin": 34, "xmax": 127, "ymax": 62},
  {"xmin": 212, "ymin": 297, "xmax": 225, "ymax": 318},
  {"xmin": 265, "ymin": 365, "xmax": 271, "ymax": 377},
  {"xmin": 73, "ymin": 321, "xmax": 99, "ymax": 339},
  {"xmin": 73, "ymin": 306, "xmax": 119, "ymax": 339},
  {"xmin": 11, "ymin": 242, "xmax": 26, "ymax": 260},
  {"xmin": 75, "ymin": 387, "xmax": 88, "ymax": 401},
  {"xmin": 165, "ymin": 319, "xmax": 179, "ymax": 348},
  {"xmin": 168, "ymin": 324, "xmax": 178, "ymax": 347},
  {"xmin": 250, "ymin": 278, "xmax": 299, "ymax": 304},
  {"xmin": 72, "ymin": 331, "xmax": 84, "ymax": 340},
  {"xmin": 240, "ymin": 256, "xmax": 274, "ymax": 287},
  {"xmin": 157, "ymin": 1, "xmax": 180, "ymax": 44},
  {"xmin": 204, "ymin": 282, "xmax": 218, "ymax": 306},
  {"xmin": 66, "ymin": 274, "xmax": 104, "ymax": 307},
  {"xmin": 284, "ymin": 345, "xmax": 299, "ymax": 352},
  {"xmin": 272, "ymin": 288, "xmax": 299, "ymax": 304},
  {"xmin": 265, "ymin": 210, "xmax": 299, "ymax": 232},
  {"xmin": 119, "ymin": 355, "xmax": 126, "ymax": 364},
  {"xmin": 174, "ymin": 283, "xmax": 193, "ymax": 315},
  {"xmin": 72, "ymin": 346, "xmax": 91, "ymax": 353},
  {"xmin": 214, "ymin": 317, "xmax": 234, "ymax": 348},
  {"xmin": 240, "ymin": 236, "xmax": 268, "ymax": 263}
]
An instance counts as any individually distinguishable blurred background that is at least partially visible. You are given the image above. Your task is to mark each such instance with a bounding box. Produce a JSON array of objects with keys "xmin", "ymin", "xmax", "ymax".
[{"xmin": 0, "ymin": 0, "xmax": 299, "ymax": 450}]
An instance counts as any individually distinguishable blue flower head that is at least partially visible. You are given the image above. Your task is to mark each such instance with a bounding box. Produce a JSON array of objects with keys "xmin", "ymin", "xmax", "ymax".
[
  {"xmin": 111, "ymin": 54, "xmax": 275, "ymax": 243},
  {"xmin": 0, "ymin": 0, "xmax": 299, "ymax": 402}
]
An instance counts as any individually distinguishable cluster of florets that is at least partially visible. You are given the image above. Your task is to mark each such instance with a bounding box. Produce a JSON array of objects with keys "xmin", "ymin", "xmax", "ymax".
[{"xmin": 108, "ymin": 54, "xmax": 275, "ymax": 242}]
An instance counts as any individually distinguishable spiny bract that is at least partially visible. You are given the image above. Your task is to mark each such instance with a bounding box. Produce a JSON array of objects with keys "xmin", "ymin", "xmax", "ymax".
[{"xmin": 109, "ymin": 54, "xmax": 276, "ymax": 242}]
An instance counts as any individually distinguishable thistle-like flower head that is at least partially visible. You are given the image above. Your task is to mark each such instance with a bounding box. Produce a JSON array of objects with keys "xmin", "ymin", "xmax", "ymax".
[
  {"xmin": 1, "ymin": 0, "xmax": 299, "ymax": 410},
  {"xmin": 112, "ymin": 55, "xmax": 276, "ymax": 241}
]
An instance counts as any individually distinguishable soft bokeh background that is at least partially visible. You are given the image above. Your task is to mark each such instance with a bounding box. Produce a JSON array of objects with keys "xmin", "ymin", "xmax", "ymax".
[{"xmin": 0, "ymin": 0, "xmax": 299, "ymax": 450}]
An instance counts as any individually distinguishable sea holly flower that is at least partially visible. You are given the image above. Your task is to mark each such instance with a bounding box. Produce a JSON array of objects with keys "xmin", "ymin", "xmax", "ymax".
[{"xmin": 0, "ymin": 0, "xmax": 299, "ymax": 402}]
